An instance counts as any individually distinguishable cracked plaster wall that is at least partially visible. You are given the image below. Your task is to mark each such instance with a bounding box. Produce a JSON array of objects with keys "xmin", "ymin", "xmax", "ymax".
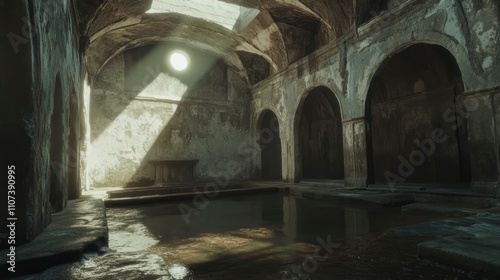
[
  {"xmin": 251, "ymin": 0, "xmax": 500, "ymax": 192},
  {"xmin": 1, "ymin": 0, "xmax": 83, "ymax": 245},
  {"xmin": 89, "ymin": 44, "xmax": 252, "ymax": 187}
]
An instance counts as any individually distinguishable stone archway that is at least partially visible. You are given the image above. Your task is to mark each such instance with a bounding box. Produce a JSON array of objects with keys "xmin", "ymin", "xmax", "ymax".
[
  {"xmin": 366, "ymin": 43, "xmax": 471, "ymax": 186},
  {"xmin": 296, "ymin": 86, "xmax": 344, "ymax": 180},
  {"xmin": 258, "ymin": 110, "xmax": 282, "ymax": 180}
]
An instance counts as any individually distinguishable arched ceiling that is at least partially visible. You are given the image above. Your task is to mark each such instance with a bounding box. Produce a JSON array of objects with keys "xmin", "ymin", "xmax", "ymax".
[{"xmin": 78, "ymin": 0, "xmax": 359, "ymax": 85}]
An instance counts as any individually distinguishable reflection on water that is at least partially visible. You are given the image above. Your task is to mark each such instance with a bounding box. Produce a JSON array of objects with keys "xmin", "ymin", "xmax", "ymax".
[
  {"xmin": 167, "ymin": 264, "xmax": 191, "ymax": 279},
  {"xmin": 344, "ymin": 208, "xmax": 370, "ymax": 237},
  {"xmin": 107, "ymin": 193, "xmax": 399, "ymax": 252},
  {"xmin": 104, "ymin": 193, "xmax": 403, "ymax": 278},
  {"xmin": 281, "ymin": 195, "xmax": 399, "ymax": 242},
  {"xmin": 20, "ymin": 192, "xmax": 469, "ymax": 279},
  {"xmin": 107, "ymin": 208, "xmax": 159, "ymax": 252}
]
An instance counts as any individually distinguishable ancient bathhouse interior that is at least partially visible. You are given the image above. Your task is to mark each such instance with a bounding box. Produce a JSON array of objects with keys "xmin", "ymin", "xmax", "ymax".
[{"xmin": 1, "ymin": 0, "xmax": 500, "ymax": 279}]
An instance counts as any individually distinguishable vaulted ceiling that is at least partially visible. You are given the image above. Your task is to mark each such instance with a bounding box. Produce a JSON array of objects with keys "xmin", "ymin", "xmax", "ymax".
[{"xmin": 78, "ymin": 0, "xmax": 385, "ymax": 85}]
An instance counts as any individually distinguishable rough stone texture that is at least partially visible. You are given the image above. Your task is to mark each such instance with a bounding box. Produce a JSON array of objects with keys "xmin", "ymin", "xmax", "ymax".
[
  {"xmin": 0, "ymin": 196, "xmax": 107, "ymax": 277},
  {"xmin": 401, "ymin": 203, "xmax": 471, "ymax": 215},
  {"xmin": 88, "ymin": 44, "xmax": 251, "ymax": 187},
  {"xmin": 83, "ymin": 1, "xmax": 497, "ymax": 189},
  {"xmin": 82, "ymin": 0, "xmax": 364, "ymax": 85},
  {"xmin": 288, "ymin": 185, "xmax": 415, "ymax": 207},
  {"xmin": 2, "ymin": 0, "xmax": 500, "ymax": 254},
  {"xmin": 251, "ymin": 0, "xmax": 500, "ymax": 190},
  {"xmin": 465, "ymin": 92, "xmax": 500, "ymax": 186},
  {"xmin": 419, "ymin": 234, "xmax": 500, "ymax": 277},
  {"xmin": 385, "ymin": 210, "xmax": 500, "ymax": 278},
  {"xmin": 343, "ymin": 119, "xmax": 369, "ymax": 187},
  {"xmin": 1, "ymin": 0, "xmax": 84, "ymax": 246}
]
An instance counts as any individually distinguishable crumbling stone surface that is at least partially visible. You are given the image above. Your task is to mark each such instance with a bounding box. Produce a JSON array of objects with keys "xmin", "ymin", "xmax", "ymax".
[
  {"xmin": 1, "ymin": 0, "xmax": 84, "ymax": 245},
  {"xmin": 386, "ymin": 210, "xmax": 500, "ymax": 278},
  {"xmin": 3, "ymin": 0, "xmax": 500, "ymax": 251},
  {"xmin": 250, "ymin": 0, "xmax": 500, "ymax": 189},
  {"xmin": 89, "ymin": 45, "xmax": 251, "ymax": 187},
  {"xmin": 83, "ymin": 0, "xmax": 362, "ymax": 84}
]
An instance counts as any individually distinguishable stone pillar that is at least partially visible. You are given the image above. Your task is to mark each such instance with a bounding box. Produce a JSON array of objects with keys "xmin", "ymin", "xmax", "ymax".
[
  {"xmin": 463, "ymin": 88, "xmax": 500, "ymax": 195},
  {"xmin": 343, "ymin": 118, "xmax": 369, "ymax": 187},
  {"xmin": 284, "ymin": 117, "xmax": 299, "ymax": 183}
]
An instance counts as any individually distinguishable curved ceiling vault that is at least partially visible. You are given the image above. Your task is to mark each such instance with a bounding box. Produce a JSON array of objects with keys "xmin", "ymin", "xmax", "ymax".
[{"xmin": 81, "ymin": 0, "xmax": 358, "ymax": 85}]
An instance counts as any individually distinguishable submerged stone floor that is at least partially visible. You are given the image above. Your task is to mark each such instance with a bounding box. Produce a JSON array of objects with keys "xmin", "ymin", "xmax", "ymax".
[{"xmin": 3, "ymin": 182, "xmax": 500, "ymax": 279}]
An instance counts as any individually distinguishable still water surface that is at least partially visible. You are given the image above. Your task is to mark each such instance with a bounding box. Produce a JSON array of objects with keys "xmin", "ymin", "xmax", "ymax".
[
  {"xmin": 104, "ymin": 193, "xmax": 463, "ymax": 279},
  {"xmin": 18, "ymin": 193, "xmax": 474, "ymax": 279}
]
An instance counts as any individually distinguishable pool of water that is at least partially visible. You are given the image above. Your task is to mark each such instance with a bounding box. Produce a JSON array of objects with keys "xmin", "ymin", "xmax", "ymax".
[
  {"xmin": 19, "ymin": 192, "xmax": 477, "ymax": 279},
  {"xmin": 103, "ymin": 193, "xmax": 468, "ymax": 279},
  {"xmin": 108, "ymin": 192, "xmax": 401, "ymax": 248}
]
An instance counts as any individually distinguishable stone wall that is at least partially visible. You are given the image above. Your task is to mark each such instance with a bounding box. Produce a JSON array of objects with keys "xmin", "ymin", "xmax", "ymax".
[
  {"xmin": 251, "ymin": 0, "xmax": 500, "ymax": 193},
  {"xmin": 0, "ymin": 0, "xmax": 83, "ymax": 245},
  {"xmin": 88, "ymin": 44, "xmax": 252, "ymax": 187}
]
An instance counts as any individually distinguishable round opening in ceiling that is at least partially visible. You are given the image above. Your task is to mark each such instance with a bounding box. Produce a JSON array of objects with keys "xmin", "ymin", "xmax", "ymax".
[{"xmin": 169, "ymin": 51, "xmax": 189, "ymax": 71}]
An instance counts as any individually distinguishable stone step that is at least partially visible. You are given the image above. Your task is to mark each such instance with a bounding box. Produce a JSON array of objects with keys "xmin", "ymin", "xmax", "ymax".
[{"xmin": 104, "ymin": 185, "xmax": 283, "ymax": 207}]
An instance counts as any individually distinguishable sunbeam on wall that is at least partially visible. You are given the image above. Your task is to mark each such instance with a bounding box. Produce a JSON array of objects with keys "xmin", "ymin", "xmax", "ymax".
[
  {"xmin": 89, "ymin": 101, "xmax": 181, "ymax": 186},
  {"xmin": 88, "ymin": 43, "xmax": 252, "ymax": 188}
]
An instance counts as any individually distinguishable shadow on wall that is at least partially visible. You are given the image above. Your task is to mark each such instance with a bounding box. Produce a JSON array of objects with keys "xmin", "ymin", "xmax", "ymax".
[
  {"xmin": 89, "ymin": 43, "xmax": 251, "ymax": 187},
  {"xmin": 49, "ymin": 74, "xmax": 66, "ymax": 212}
]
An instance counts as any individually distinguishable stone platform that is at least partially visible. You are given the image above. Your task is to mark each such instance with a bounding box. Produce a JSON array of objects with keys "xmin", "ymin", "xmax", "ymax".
[{"xmin": 0, "ymin": 196, "xmax": 108, "ymax": 279}]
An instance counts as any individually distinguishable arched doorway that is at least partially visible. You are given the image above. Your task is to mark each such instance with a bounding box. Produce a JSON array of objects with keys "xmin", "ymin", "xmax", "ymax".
[
  {"xmin": 49, "ymin": 75, "xmax": 66, "ymax": 211},
  {"xmin": 366, "ymin": 43, "xmax": 471, "ymax": 186},
  {"xmin": 259, "ymin": 110, "xmax": 282, "ymax": 180},
  {"xmin": 297, "ymin": 86, "xmax": 344, "ymax": 180}
]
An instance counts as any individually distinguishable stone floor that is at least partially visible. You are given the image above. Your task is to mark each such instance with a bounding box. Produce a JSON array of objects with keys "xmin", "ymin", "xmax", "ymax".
[
  {"xmin": 0, "ymin": 195, "xmax": 108, "ymax": 279},
  {"xmin": 2, "ymin": 182, "xmax": 499, "ymax": 279}
]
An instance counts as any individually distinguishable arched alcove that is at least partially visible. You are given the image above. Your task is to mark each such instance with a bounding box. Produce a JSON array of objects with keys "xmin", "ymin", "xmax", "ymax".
[
  {"xmin": 366, "ymin": 43, "xmax": 471, "ymax": 186},
  {"xmin": 258, "ymin": 110, "xmax": 282, "ymax": 180},
  {"xmin": 296, "ymin": 86, "xmax": 344, "ymax": 180},
  {"xmin": 49, "ymin": 75, "xmax": 66, "ymax": 211}
]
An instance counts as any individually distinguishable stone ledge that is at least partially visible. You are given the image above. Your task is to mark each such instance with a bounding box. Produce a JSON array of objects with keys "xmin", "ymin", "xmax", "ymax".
[
  {"xmin": 471, "ymin": 182, "xmax": 500, "ymax": 198},
  {"xmin": 386, "ymin": 211, "xmax": 500, "ymax": 278},
  {"xmin": 0, "ymin": 196, "xmax": 108, "ymax": 278},
  {"xmin": 418, "ymin": 234, "xmax": 500, "ymax": 277},
  {"xmin": 288, "ymin": 185, "xmax": 415, "ymax": 207},
  {"xmin": 104, "ymin": 185, "xmax": 282, "ymax": 207}
]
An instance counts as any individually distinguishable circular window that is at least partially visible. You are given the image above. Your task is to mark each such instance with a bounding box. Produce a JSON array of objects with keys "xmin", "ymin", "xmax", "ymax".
[{"xmin": 169, "ymin": 51, "xmax": 189, "ymax": 71}]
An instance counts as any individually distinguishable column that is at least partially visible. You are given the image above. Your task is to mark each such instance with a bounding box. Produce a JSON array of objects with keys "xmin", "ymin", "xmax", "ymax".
[{"xmin": 343, "ymin": 117, "xmax": 369, "ymax": 187}]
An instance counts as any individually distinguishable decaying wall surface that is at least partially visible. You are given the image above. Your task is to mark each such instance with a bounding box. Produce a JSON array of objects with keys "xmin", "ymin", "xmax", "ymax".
[
  {"xmin": 251, "ymin": 0, "xmax": 500, "ymax": 194},
  {"xmin": 89, "ymin": 44, "xmax": 251, "ymax": 187},
  {"xmin": 0, "ymin": 0, "xmax": 83, "ymax": 245}
]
